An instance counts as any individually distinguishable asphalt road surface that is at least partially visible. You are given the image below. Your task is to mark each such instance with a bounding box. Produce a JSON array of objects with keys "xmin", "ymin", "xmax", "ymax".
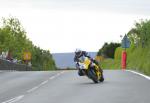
[{"xmin": 0, "ymin": 70, "xmax": 150, "ymax": 103}]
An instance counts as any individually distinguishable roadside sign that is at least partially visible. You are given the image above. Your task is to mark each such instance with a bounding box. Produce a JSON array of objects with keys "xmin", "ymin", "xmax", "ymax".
[
  {"xmin": 122, "ymin": 35, "xmax": 130, "ymax": 48},
  {"xmin": 121, "ymin": 35, "xmax": 130, "ymax": 70},
  {"xmin": 23, "ymin": 51, "xmax": 31, "ymax": 61}
]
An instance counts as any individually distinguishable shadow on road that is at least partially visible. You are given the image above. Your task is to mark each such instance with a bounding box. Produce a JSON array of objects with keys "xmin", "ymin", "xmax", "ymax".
[{"xmin": 77, "ymin": 81, "xmax": 107, "ymax": 85}]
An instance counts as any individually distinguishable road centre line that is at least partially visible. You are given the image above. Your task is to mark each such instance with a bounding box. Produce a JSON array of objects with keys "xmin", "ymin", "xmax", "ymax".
[
  {"xmin": 40, "ymin": 80, "xmax": 48, "ymax": 85},
  {"xmin": 27, "ymin": 86, "xmax": 39, "ymax": 93},
  {"xmin": 2, "ymin": 71, "xmax": 66, "ymax": 103},
  {"xmin": 56, "ymin": 73, "xmax": 61, "ymax": 76},
  {"xmin": 60, "ymin": 71, "xmax": 65, "ymax": 74},
  {"xmin": 126, "ymin": 70, "xmax": 150, "ymax": 80},
  {"xmin": 2, "ymin": 95, "xmax": 24, "ymax": 103},
  {"xmin": 55, "ymin": 72, "xmax": 63, "ymax": 77},
  {"xmin": 28, "ymin": 71, "xmax": 65, "ymax": 93},
  {"xmin": 49, "ymin": 76, "xmax": 56, "ymax": 80},
  {"xmin": 49, "ymin": 71, "xmax": 65, "ymax": 80}
]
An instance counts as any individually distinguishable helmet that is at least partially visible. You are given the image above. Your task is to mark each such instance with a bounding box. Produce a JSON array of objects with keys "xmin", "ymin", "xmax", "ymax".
[{"xmin": 75, "ymin": 49, "xmax": 82, "ymax": 57}]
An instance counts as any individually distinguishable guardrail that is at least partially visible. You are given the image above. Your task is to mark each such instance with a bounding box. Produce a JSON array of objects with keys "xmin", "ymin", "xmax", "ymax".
[{"xmin": 0, "ymin": 59, "xmax": 32, "ymax": 71}]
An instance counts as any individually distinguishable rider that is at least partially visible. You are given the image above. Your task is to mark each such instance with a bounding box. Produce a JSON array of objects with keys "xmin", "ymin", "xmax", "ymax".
[{"xmin": 74, "ymin": 49, "xmax": 101, "ymax": 76}]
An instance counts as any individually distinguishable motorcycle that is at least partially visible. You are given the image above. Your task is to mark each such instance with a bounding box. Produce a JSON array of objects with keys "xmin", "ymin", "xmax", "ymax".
[{"xmin": 76, "ymin": 57, "xmax": 104, "ymax": 83}]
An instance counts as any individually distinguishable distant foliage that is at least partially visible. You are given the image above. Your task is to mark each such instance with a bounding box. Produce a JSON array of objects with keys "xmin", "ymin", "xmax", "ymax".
[
  {"xmin": 97, "ymin": 19, "xmax": 150, "ymax": 75},
  {"xmin": 126, "ymin": 19, "xmax": 150, "ymax": 75},
  {"xmin": 107, "ymin": 19, "xmax": 150, "ymax": 75},
  {"xmin": 127, "ymin": 19, "xmax": 150, "ymax": 48},
  {"xmin": 97, "ymin": 42, "xmax": 121, "ymax": 58},
  {"xmin": 0, "ymin": 17, "xmax": 56, "ymax": 70}
]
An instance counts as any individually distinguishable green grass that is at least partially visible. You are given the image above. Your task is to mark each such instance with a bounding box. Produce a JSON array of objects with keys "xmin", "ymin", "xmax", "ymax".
[
  {"xmin": 99, "ymin": 19, "xmax": 150, "ymax": 75},
  {"xmin": 126, "ymin": 45, "xmax": 150, "ymax": 75},
  {"xmin": 100, "ymin": 58, "xmax": 119, "ymax": 70},
  {"xmin": 100, "ymin": 45, "xmax": 150, "ymax": 76},
  {"xmin": 100, "ymin": 47, "xmax": 122, "ymax": 70}
]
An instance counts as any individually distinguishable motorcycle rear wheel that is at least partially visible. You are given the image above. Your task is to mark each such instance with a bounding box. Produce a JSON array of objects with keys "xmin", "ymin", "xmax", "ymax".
[{"xmin": 99, "ymin": 73, "xmax": 104, "ymax": 82}]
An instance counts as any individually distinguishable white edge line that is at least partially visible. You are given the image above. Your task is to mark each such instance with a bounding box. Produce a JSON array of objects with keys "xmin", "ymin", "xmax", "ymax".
[
  {"xmin": 126, "ymin": 70, "xmax": 150, "ymax": 80},
  {"xmin": 2, "ymin": 95, "xmax": 24, "ymax": 103}
]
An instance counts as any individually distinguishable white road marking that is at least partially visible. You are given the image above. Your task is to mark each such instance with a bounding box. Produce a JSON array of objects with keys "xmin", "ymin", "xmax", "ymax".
[
  {"xmin": 27, "ymin": 86, "xmax": 39, "ymax": 93},
  {"xmin": 57, "ymin": 71, "xmax": 65, "ymax": 76},
  {"xmin": 126, "ymin": 70, "xmax": 150, "ymax": 80},
  {"xmin": 49, "ymin": 76, "xmax": 56, "ymax": 80},
  {"xmin": 40, "ymin": 80, "xmax": 48, "ymax": 85},
  {"xmin": 49, "ymin": 71, "xmax": 65, "ymax": 79},
  {"xmin": 55, "ymin": 73, "xmax": 62, "ymax": 77},
  {"xmin": 60, "ymin": 71, "xmax": 66, "ymax": 74},
  {"xmin": 56, "ymin": 73, "xmax": 61, "ymax": 76},
  {"xmin": 27, "ymin": 71, "xmax": 66, "ymax": 93},
  {"xmin": 2, "ymin": 95, "xmax": 24, "ymax": 103},
  {"xmin": 2, "ymin": 71, "xmax": 66, "ymax": 103}
]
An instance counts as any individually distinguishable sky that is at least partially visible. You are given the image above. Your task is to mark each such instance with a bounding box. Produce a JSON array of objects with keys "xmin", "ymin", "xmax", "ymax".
[{"xmin": 0, "ymin": 0, "xmax": 150, "ymax": 53}]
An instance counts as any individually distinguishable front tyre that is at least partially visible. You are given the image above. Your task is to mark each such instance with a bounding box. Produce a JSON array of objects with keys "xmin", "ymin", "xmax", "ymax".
[{"xmin": 88, "ymin": 69, "xmax": 99, "ymax": 83}]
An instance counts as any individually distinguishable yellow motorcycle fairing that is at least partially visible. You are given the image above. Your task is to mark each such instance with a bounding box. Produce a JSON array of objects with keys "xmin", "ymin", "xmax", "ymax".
[
  {"xmin": 83, "ymin": 57, "xmax": 101, "ymax": 80},
  {"xmin": 93, "ymin": 63, "xmax": 101, "ymax": 80},
  {"xmin": 83, "ymin": 57, "xmax": 91, "ymax": 70}
]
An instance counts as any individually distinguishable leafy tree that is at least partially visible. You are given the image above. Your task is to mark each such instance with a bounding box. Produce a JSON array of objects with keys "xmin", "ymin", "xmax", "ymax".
[
  {"xmin": 127, "ymin": 20, "xmax": 150, "ymax": 47},
  {"xmin": 0, "ymin": 17, "xmax": 56, "ymax": 70},
  {"xmin": 97, "ymin": 42, "xmax": 121, "ymax": 58}
]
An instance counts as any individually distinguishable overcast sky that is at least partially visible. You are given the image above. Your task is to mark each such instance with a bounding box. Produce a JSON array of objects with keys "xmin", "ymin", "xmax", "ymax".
[{"xmin": 0, "ymin": 0, "xmax": 150, "ymax": 53}]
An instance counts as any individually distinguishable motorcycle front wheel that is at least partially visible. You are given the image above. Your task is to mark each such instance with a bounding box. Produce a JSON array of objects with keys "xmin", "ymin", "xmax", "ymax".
[{"xmin": 88, "ymin": 69, "xmax": 99, "ymax": 83}]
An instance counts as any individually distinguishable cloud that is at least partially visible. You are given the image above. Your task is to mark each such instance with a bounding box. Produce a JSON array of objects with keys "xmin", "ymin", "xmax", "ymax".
[
  {"xmin": 1, "ymin": 0, "xmax": 150, "ymax": 15},
  {"xmin": 0, "ymin": 0, "xmax": 149, "ymax": 53}
]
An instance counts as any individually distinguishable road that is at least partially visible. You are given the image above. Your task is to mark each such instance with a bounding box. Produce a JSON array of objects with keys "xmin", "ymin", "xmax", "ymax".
[{"xmin": 0, "ymin": 70, "xmax": 150, "ymax": 103}]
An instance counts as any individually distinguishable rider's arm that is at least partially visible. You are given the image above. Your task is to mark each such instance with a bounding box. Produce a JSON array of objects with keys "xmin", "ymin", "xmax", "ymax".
[
  {"xmin": 83, "ymin": 51, "xmax": 97, "ymax": 63},
  {"xmin": 74, "ymin": 56, "xmax": 79, "ymax": 62},
  {"xmin": 82, "ymin": 51, "xmax": 91, "ymax": 58}
]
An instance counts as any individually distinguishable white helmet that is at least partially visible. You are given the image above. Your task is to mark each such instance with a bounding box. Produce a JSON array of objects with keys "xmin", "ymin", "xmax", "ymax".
[
  {"xmin": 75, "ymin": 48, "xmax": 81, "ymax": 53},
  {"xmin": 75, "ymin": 48, "xmax": 82, "ymax": 56}
]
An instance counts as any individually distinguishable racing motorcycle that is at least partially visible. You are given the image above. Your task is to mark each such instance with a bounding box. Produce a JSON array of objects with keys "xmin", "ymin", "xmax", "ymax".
[{"xmin": 76, "ymin": 57, "xmax": 104, "ymax": 83}]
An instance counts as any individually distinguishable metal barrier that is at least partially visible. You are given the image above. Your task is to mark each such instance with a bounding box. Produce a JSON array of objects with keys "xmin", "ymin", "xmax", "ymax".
[{"xmin": 0, "ymin": 59, "xmax": 32, "ymax": 71}]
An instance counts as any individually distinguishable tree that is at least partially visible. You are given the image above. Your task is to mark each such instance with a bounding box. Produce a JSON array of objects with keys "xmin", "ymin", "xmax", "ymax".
[
  {"xmin": 0, "ymin": 17, "xmax": 56, "ymax": 70},
  {"xmin": 97, "ymin": 42, "xmax": 121, "ymax": 58},
  {"xmin": 127, "ymin": 20, "xmax": 150, "ymax": 47}
]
